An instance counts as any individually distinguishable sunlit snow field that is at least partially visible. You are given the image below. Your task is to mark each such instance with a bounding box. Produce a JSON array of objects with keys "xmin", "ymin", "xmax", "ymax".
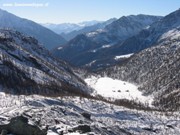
[{"xmin": 85, "ymin": 76, "xmax": 153, "ymax": 105}]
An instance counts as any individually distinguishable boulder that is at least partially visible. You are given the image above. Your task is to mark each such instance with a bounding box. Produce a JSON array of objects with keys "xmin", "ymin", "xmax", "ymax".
[
  {"xmin": 72, "ymin": 125, "xmax": 91, "ymax": 134},
  {"xmin": 0, "ymin": 115, "xmax": 47, "ymax": 135},
  {"xmin": 81, "ymin": 112, "xmax": 91, "ymax": 120}
]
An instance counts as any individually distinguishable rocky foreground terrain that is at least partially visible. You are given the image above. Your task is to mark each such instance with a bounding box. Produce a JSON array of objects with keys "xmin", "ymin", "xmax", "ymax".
[{"xmin": 0, "ymin": 94, "xmax": 180, "ymax": 135}]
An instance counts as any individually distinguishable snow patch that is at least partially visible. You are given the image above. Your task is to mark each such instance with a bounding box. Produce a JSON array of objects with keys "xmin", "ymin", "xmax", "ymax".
[
  {"xmin": 102, "ymin": 44, "xmax": 111, "ymax": 48},
  {"xmin": 86, "ymin": 32, "xmax": 98, "ymax": 37},
  {"xmin": 159, "ymin": 28, "xmax": 180, "ymax": 41},
  {"xmin": 57, "ymin": 47, "xmax": 63, "ymax": 50},
  {"xmin": 85, "ymin": 60, "xmax": 96, "ymax": 67},
  {"xmin": 114, "ymin": 53, "xmax": 134, "ymax": 60}
]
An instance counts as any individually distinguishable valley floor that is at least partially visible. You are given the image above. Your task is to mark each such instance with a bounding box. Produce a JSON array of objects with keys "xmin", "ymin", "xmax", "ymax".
[{"xmin": 0, "ymin": 93, "xmax": 180, "ymax": 135}]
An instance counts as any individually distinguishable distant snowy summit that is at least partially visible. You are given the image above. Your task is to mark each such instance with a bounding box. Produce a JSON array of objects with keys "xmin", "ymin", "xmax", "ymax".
[{"xmin": 42, "ymin": 20, "xmax": 103, "ymax": 34}]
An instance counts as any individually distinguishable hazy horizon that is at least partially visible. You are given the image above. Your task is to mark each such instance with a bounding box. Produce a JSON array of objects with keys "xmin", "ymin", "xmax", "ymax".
[{"xmin": 0, "ymin": 0, "xmax": 180, "ymax": 24}]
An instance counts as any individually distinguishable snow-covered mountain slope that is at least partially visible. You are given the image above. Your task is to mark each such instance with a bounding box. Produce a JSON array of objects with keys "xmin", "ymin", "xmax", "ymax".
[
  {"xmin": 0, "ymin": 29, "xmax": 91, "ymax": 95},
  {"xmin": 0, "ymin": 94, "xmax": 180, "ymax": 135},
  {"xmin": 52, "ymin": 15, "xmax": 161, "ymax": 68},
  {"xmin": 0, "ymin": 9, "xmax": 66, "ymax": 50},
  {"xmin": 60, "ymin": 18, "xmax": 116, "ymax": 41},
  {"xmin": 103, "ymin": 14, "xmax": 162, "ymax": 42},
  {"xmin": 42, "ymin": 20, "xmax": 103, "ymax": 35}
]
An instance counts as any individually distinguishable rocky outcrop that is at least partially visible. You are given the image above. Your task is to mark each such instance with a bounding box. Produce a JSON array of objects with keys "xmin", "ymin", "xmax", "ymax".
[
  {"xmin": 69, "ymin": 125, "xmax": 91, "ymax": 134},
  {"xmin": 81, "ymin": 112, "xmax": 91, "ymax": 120},
  {"xmin": 0, "ymin": 116, "xmax": 47, "ymax": 135}
]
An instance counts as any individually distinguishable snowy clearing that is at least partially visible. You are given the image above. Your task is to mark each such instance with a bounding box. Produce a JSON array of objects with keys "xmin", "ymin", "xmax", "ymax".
[{"xmin": 85, "ymin": 76, "xmax": 153, "ymax": 105}]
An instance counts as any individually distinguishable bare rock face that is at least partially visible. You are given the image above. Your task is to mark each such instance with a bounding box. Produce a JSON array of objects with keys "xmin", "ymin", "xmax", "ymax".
[{"xmin": 0, "ymin": 116, "xmax": 47, "ymax": 135}]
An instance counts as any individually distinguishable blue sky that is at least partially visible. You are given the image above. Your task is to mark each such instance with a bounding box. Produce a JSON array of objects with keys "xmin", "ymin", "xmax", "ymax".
[{"xmin": 0, "ymin": 0, "xmax": 179, "ymax": 24}]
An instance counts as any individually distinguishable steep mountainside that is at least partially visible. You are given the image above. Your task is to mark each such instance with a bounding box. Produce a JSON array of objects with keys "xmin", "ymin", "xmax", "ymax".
[
  {"xmin": 0, "ymin": 9, "xmax": 66, "ymax": 50},
  {"xmin": 106, "ymin": 9, "xmax": 180, "ymax": 56},
  {"xmin": 53, "ymin": 15, "xmax": 161, "ymax": 68},
  {"xmin": 0, "ymin": 29, "xmax": 90, "ymax": 95},
  {"xmin": 102, "ymin": 14, "xmax": 161, "ymax": 42}
]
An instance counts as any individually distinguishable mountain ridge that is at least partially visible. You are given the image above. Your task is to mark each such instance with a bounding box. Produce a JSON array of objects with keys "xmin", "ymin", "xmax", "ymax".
[
  {"xmin": 0, "ymin": 9, "xmax": 66, "ymax": 50},
  {"xmin": 53, "ymin": 14, "xmax": 162, "ymax": 69},
  {"xmin": 42, "ymin": 20, "xmax": 103, "ymax": 35}
]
